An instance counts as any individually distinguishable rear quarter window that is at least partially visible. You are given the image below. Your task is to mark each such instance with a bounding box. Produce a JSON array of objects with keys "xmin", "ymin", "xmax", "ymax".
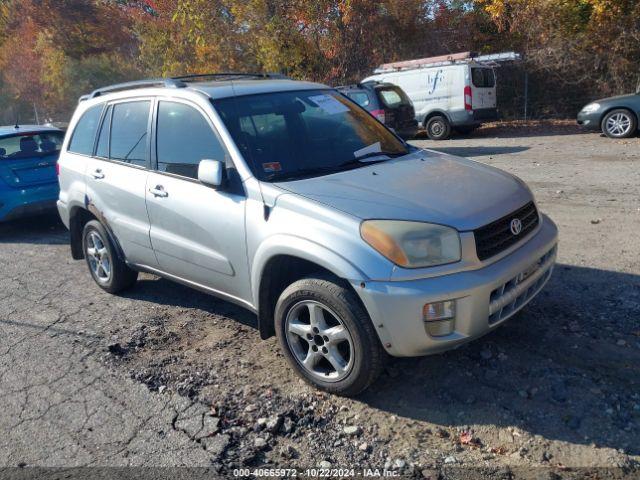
[
  {"xmin": 345, "ymin": 91, "xmax": 372, "ymax": 108},
  {"xmin": 68, "ymin": 104, "xmax": 104, "ymax": 155}
]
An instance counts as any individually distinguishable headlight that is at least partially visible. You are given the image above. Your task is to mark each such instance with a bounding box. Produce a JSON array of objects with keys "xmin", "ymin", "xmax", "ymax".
[
  {"xmin": 582, "ymin": 103, "xmax": 600, "ymax": 113},
  {"xmin": 360, "ymin": 220, "xmax": 461, "ymax": 268}
]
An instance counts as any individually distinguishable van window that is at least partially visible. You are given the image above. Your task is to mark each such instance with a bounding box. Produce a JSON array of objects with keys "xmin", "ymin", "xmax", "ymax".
[
  {"xmin": 345, "ymin": 91, "xmax": 371, "ymax": 108},
  {"xmin": 156, "ymin": 101, "xmax": 227, "ymax": 179},
  {"xmin": 110, "ymin": 101, "xmax": 150, "ymax": 167},
  {"xmin": 471, "ymin": 68, "xmax": 495, "ymax": 88},
  {"xmin": 68, "ymin": 104, "xmax": 103, "ymax": 155}
]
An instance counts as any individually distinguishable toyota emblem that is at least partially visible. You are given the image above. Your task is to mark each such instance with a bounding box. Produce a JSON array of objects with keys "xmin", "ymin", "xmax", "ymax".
[{"xmin": 510, "ymin": 218, "xmax": 523, "ymax": 235}]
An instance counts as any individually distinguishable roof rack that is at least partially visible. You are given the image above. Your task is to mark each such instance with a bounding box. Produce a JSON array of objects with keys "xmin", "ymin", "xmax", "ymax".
[
  {"xmin": 86, "ymin": 78, "xmax": 185, "ymax": 100},
  {"xmin": 79, "ymin": 72, "xmax": 291, "ymax": 102},
  {"xmin": 172, "ymin": 72, "xmax": 289, "ymax": 82},
  {"xmin": 373, "ymin": 51, "xmax": 521, "ymax": 74}
]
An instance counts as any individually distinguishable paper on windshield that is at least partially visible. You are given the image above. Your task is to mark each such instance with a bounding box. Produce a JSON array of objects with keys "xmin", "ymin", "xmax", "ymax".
[
  {"xmin": 309, "ymin": 94, "xmax": 350, "ymax": 115},
  {"xmin": 353, "ymin": 142, "xmax": 382, "ymax": 159}
]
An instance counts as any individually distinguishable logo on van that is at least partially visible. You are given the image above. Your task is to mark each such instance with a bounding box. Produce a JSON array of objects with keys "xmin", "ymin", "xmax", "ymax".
[{"xmin": 427, "ymin": 69, "xmax": 444, "ymax": 95}]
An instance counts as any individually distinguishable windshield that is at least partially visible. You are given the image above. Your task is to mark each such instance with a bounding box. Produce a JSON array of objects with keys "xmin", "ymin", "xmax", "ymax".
[
  {"xmin": 212, "ymin": 89, "xmax": 409, "ymax": 181},
  {"xmin": 0, "ymin": 131, "xmax": 64, "ymax": 159}
]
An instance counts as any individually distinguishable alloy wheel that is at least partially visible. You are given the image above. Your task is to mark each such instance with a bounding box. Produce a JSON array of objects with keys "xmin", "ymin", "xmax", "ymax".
[
  {"xmin": 86, "ymin": 231, "xmax": 111, "ymax": 283},
  {"xmin": 605, "ymin": 112, "xmax": 632, "ymax": 137},
  {"xmin": 285, "ymin": 300, "xmax": 354, "ymax": 382}
]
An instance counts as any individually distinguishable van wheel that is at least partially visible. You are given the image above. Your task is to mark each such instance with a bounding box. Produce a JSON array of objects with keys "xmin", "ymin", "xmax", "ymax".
[
  {"xmin": 426, "ymin": 115, "xmax": 451, "ymax": 140},
  {"xmin": 82, "ymin": 220, "xmax": 138, "ymax": 294},
  {"xmin": 602, "ymin": 109, "xmax": 637, "ymax": 138},
  {"xmin": 274, "ymin": 276, "xmax": 384, "ymax": 396}
]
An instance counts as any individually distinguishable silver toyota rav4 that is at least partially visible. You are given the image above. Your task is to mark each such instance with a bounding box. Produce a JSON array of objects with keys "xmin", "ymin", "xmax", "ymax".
[{"xmin": 57, "ymin": 74, "xmax": 558, "ymax": 396}]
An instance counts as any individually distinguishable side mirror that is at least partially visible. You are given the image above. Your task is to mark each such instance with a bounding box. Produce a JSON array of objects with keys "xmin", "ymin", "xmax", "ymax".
[{"xmin": 198, "ymin": 159, "xmax": 225, "ymax": 189}]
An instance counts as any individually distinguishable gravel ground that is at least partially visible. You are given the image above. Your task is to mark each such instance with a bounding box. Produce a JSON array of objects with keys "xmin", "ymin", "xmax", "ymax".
[{"xmin": 0, "ymin": 122, "xmax": 639, "ymax": 478}]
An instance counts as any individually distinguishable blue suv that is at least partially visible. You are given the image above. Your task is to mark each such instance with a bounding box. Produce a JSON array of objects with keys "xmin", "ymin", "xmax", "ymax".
[{"xmin": 0, "ymin": 125, "xmax": 64, "ymax": 221}]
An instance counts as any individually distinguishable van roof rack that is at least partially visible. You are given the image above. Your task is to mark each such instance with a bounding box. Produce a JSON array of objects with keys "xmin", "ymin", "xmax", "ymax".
[{"xmin": 373, "ymin": 51, "xmax": 521, "ymax": 73}]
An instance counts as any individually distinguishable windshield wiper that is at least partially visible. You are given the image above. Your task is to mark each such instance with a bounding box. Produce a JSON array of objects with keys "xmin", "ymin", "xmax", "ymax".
[
  {"xmin": 352, "ymin": 150, "xmax": 407, "ymax": 163},
  {"xmin": 265, "ymin": 150, "xmax": 408, "ymax": 182}
]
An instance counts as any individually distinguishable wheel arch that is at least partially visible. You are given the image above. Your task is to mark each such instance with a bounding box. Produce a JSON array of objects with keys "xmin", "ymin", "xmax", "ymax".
[
  {"xmin": 423, "ymin": 109, "xmax": 452, "ymax": 128},
  {"xmin": 600, "ymin": 106, "xmax": 639, "ymax": 132},
  {"xmin": 68, "ymin": 205, "xmax": 126, "ymax": 262},
  {"xmin": 252, "ymin": 237, "xmax": 368, "ymax": 340}
]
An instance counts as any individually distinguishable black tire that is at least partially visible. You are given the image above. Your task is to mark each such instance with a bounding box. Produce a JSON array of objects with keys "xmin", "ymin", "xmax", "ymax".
[
  {"xmin": 601, "ymin": 109, "xmax": 637, "ymax": 139},
  {"xmin": 82, "ymin": 220, "xmax": 138, "ymax": 294},
  {"xmin": 274, "ymin": 276, "xmax": 384, "ymax": 396},
  {"xmin": 425, "ymin": 115, "xmax": 451, "ymax": 140}
]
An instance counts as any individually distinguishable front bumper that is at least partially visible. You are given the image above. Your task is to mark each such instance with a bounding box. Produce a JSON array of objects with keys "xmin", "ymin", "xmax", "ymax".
[
  {"xmin": 577, "ymin": 111, "xmax": 602, "ymax": 130},
  {"xmin": 354, "ymin": 214, "xmax": 558, "ymax": 357},
  {"xmin": 0, "ymin": 183, "xmax": 59, "ymax": 221}
]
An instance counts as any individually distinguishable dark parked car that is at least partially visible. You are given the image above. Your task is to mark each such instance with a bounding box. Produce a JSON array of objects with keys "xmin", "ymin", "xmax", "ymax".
[
  {"xmin": 337, "ymin": 81, "xmax": 418, "ymax": 139},
  {"xmin": 577, "ymin": 91, "xmax": 640, "ymax": 138},
  {"xmin": 0, "ymin": 125, "xmax": 64, "ymax": 221}
]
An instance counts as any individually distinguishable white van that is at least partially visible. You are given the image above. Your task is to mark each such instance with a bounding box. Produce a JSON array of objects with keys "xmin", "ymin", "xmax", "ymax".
[{"xmin": 362, "ymin": 58, "xmax": 497, "ymax": 140}]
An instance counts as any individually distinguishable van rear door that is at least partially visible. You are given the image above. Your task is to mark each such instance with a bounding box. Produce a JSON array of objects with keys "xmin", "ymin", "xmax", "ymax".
[{"xmin": 470, "ymin": 67, "xmax": 496, "ymax": 110}]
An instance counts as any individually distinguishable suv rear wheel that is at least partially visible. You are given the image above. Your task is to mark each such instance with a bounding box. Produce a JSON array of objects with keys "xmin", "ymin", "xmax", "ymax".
[
  {"xmin": 274, "ymin": 276, "xmax": 384, "ymax": 396},
  {"xmin": 82, "ymin": 220, "xmax": 138, "ymax": 293},
  {"xmin": 425, "ymin": 115, "xmax": 451, "ymax": 140},
  {"xmin": 602, "ymin": 109, "xmax": 637, "ymax": 138}
]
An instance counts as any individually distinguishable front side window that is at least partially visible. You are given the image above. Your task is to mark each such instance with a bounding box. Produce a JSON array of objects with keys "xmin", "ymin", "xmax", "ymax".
[
  {"xmin": 156, "ymin": 101, "xmax": 227, "ymax": 179},
  {"xmin": 0, "ymin": 132, "xmax": 64, "ymax": 159},
  {"xmin": 68, "ymin": 104, "xmax": 103, "ymax": 155},
  {"xmin": 471, "ymin": 68, "xmax": 495, "ymax": 88},
  {"xmin": 110, "ymin": 101, "xmax": 150, "ymax": 167},
  {"xmin": 212, "ymin": 89, "xmax": 409, "ymax": 181}
]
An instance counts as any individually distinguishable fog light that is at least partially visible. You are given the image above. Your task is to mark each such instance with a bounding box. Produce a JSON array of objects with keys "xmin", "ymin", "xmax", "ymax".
[{"xmin": 423, "ymin": 300, "xmax": 455, "ymax": 322}]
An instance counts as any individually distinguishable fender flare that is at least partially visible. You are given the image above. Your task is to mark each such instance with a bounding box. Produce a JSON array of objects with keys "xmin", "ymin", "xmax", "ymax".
[
  {"xmin": 423, "ymin": 109, "xmax": 452, "ymax": 127},
  {"xmin": 251, "ymin": 234, "xmax": 369, "ymax": 329}
]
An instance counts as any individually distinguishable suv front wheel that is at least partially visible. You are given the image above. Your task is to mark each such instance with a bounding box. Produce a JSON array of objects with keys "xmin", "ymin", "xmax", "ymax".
[
  {"xmin": 275, "ymin": 276, "xmax": 384, "ymax": 396},
  {"xmin": 82, "ymin": 220, "xmax": 138, "ymax": 293}
]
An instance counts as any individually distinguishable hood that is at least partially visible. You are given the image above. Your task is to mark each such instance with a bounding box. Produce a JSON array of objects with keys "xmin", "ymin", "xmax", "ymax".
[
  {"xmin": 591, "ymin": 93, "xmax": 640, "ymax": 104},
  {"xmin": 276, "ymin": 150, "xmax": 533, "ymax": 231}
]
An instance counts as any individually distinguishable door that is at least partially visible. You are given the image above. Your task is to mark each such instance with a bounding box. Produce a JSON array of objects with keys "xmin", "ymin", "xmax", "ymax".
[
  {"xmin": 85, "ymin": 100, "xmax": 157, "ymax": 267},
  {"xmin": 470, "ymin": 66, "xmax": 497, "ymax": 110},
  {"xmin": 146, "ymin": 100, "xmax": 250, "ymax": 302}
]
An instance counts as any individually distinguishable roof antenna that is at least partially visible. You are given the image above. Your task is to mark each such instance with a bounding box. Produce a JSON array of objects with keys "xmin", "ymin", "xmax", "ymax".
[{"xmin": 14, "ymin": 112, "xmax": 19, "ymax": 129}]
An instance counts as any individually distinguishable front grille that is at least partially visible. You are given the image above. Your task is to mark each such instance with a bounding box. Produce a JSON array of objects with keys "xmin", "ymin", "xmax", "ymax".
[
  {"xmin": 474, "ymin": 201, "xmax": 539, "ymax": 261},
  {"xmin": 488, "ymin": 245, "xmax": 556, "ymax": 324}
]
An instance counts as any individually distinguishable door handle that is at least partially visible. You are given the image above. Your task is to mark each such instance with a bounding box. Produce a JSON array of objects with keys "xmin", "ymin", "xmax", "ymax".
[
  {"xmin": 91, "ymin": 169, "xmax": 105, "ymax": 180},
  {"xmin": 149, "ymin": 185, "xmax": 168, "ymax": 198}
]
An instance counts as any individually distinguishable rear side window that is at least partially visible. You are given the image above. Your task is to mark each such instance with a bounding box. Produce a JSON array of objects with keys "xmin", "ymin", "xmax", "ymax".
[
  {"xmin": 377, "ymin": 87, "xmax": 409, "ymax": 108},
  {"xmin": 0, "ymin": 132, "xmax": 64, "ymax": 159},
  {"xmin": 156, "ymin": 101, "xmax": 227, "ymax": 179},
  {"xmin": 471, "ymin": 68, "xmax": 495, "ymax": 88},
  {"xmin": 110, "ymin": 101, "xmax": 150, "ymax": 167},
  {"xmin": 345, "ymin": 91, "xmax": 371, "ymax": 108},
  {"xmin": 68, "ymin": 104, "xmax": 103, "ymax": 155}
]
